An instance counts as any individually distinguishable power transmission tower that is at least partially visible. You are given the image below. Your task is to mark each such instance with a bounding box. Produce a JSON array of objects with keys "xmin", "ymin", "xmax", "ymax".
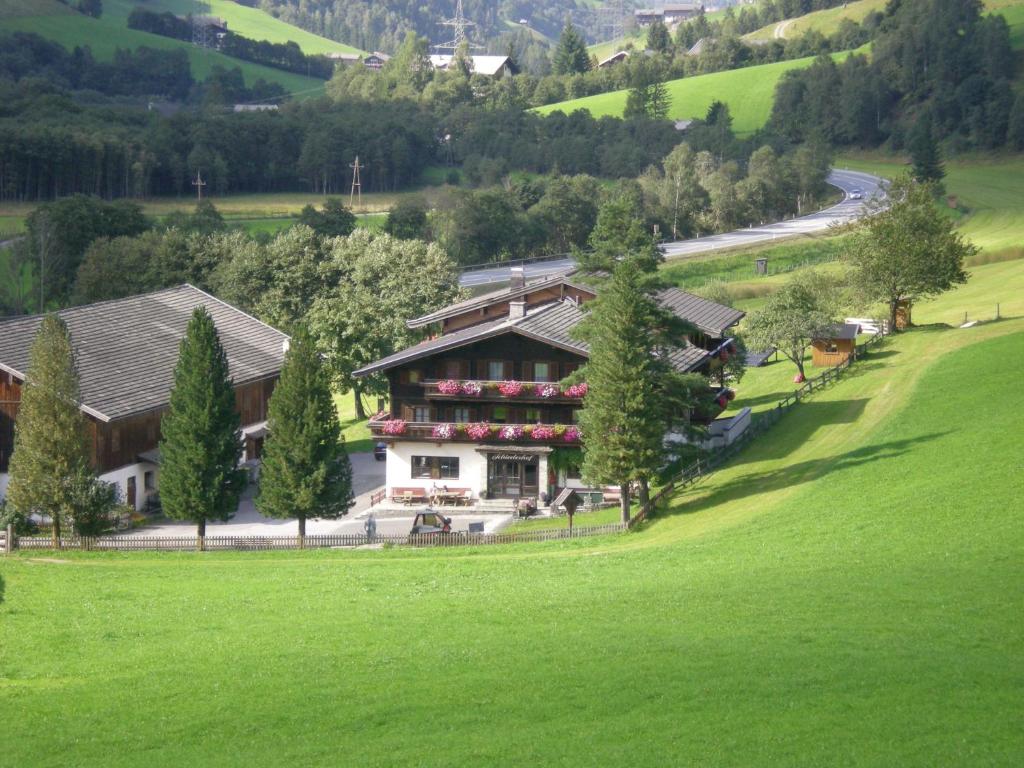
[
  {"xmin": 192, "ymin": 1, "xmax": 213, "ymax": 49},
  {"xmin": 436, "ymin": 0, "xmax": 482, "ymax": 54},
  {"xmin": 349, "ymin": 156, "xmax": 364, "ymax": 209},
  {"xmin": 597, "ymin": 0, "xmax": 626, "ymax": 44},
  {"xmin": 192, "ymin": 169, "xmax": 206, "ymax": 202}
]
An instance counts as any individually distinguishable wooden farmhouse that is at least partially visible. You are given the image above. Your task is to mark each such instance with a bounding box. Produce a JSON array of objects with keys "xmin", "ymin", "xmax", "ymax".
[
  {"xmin": 0, "ymin": 286, "xmax": 288, "ymax": 511},
  {"xmin": 811, "ymin": 322, "xmax": 860, "ymax": 367},
  {"xmin": 354, "ymin": 268, "xmax": 743, "ymax": 511}
]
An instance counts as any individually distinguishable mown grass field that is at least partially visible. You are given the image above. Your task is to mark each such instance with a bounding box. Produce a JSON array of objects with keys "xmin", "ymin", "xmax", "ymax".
[
  {"xmin": 99, "ymin": 0, "xmax": 362, "ymax": 56},
  {"xmin": 534, "ymin": 49, "xmax": 861, "ymax": 134},
  {"xmin": 1, "ymin": 313, "xmax": 1021, "ymax": 765},
  {"xmin": 0, "ymin": 0, "xmax": 327, "ymax": 95}
]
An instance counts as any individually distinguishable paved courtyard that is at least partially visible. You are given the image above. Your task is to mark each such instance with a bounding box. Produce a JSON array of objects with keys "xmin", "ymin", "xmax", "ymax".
[{"xmin": 126, "ymin": 452, "xmax": 512, "ymax": 537}]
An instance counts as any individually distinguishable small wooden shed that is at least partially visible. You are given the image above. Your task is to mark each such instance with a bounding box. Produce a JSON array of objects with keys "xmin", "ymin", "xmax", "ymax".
[{"xmin": 811, "ymin": 323, "xmax": 860, "ymax": 368}]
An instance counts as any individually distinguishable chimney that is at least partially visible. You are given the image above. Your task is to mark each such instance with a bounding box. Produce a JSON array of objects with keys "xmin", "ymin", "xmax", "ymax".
[
  {"xmin": 509, "ymin": 265, "xmax": 525, "ymax": 290},
  {"xmin": 509, "ymin": 299, "xmax": 527, "ymax": 319}
]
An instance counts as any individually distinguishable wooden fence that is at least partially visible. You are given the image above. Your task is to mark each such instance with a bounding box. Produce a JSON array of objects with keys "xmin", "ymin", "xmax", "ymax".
[
  {"xmin": 630, "ymin": 328, "xmax": 888, "ymax": 527},
  {"xmin": 3, "ymin": 522, "xmax": 627, "ymax": 553}
]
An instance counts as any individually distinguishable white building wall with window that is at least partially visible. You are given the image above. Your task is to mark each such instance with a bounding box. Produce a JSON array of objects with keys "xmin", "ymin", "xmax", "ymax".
[{"xmin": 385, "ymin": 442, "xmax": 487, "ymax": 500}]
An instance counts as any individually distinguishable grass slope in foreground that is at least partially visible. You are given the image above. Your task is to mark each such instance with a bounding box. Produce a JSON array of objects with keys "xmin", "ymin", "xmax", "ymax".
[
  {"xmin": 0, "ymin": 0, "xmax": 326, "ymax": 95},
  {"xmin": 1, "ymin": 321, "xmax": 1022, "ymax": 765},
  {"xmin": 534, "ymin": 50, "xmax": 857, "ymax": 134}
]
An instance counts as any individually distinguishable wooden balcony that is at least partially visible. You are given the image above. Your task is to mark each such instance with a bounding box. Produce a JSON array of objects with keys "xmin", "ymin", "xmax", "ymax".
[
  {"xmin": 369, "ymin": 418, "xmax": 582, "ymax": 446},
  {"xmin": 420, "ymin": 379, "xmax": 585, "ymax": 404}
]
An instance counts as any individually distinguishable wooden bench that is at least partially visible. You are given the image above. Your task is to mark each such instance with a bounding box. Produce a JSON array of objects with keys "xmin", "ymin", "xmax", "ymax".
[
  {"xmin": 391, "ymin": 487, "xmax": 429, "ymax": 505},
  {"xmin": 433, "ymin": 487, "xmax": 472, "ymax": 506}
]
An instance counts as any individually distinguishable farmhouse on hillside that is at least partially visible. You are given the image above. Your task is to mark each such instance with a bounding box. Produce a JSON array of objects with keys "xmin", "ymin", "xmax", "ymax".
[
  {"xmin": 428, "ymin": 55, "xmax": 519, "ymax": 78},
  {"xmin": 354, "ymin": 268, "xmax": 743, "ymax": 512},
  {"xmin": 0, "ymin": 286, "xmax": 288, "ymax": 511}
]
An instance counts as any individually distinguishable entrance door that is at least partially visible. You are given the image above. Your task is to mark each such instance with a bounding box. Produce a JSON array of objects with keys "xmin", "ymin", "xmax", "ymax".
[
  {"xmin": 487, "ymin": 457, "xmax": 540, "ymax": 498},
  {"xmin": 126, "ymin": 476, "xmax": 137, "ymax": 509}
]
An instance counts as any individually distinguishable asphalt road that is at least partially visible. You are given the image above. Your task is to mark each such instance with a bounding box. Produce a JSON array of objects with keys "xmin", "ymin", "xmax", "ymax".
[{"xmin": 458, "ymin": 168, "xmax": 886, "ymax": 288}]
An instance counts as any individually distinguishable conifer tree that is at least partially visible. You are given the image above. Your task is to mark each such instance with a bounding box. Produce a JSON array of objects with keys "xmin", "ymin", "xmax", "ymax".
[
  {"xmin": 159, "ymin": 307, "xmax": 245, "ymax": 544},
  {"xmin": 257, "ymin": 326, "xmax": 353, "ymax": 539},
  {"xmin": 6, "ymin": 315, "xmax": 96, "ymax": 546},
  {"xmin": 573, "ymin": 261, "xmax": 686, "ymax": 523},
  {"xmin": 553, "ymin": 22, "xmax": 590, "ymax": 75},
  {"xmin": 909, "ymin": 113, "xmax": 945, "ymax": 188}
]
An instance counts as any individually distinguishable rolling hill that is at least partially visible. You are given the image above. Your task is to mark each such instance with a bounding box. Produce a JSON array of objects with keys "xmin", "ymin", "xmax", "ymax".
[
  {"xmin": 0, "ymin": 0, "xmax": 339, "ymax": 96},
  {"xmin": 534, "ymin": 49, "xmax": 860, "ymax": 134}
]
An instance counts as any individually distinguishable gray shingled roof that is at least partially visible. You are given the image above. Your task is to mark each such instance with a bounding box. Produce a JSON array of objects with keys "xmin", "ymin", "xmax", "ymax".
[
  {"xmin": 655, "ymin": 288, "xmax": 745, "ymax": 337},
  {"xmin": 356, "ymin": 299, "xmax": 709, "ymax": 377},
  {"xmin": 818, "ymin": 322, "xmax": 861, "ymax": 341},
  {"xmin": 0, "ymin": 285, "xmax": 287, "ymax": 422}
]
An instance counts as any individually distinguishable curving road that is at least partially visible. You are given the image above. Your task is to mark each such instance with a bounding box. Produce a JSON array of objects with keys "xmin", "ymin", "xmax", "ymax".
[{"xmin": 459, "ymin": 168, "xmax": 886, "ymax": 287}]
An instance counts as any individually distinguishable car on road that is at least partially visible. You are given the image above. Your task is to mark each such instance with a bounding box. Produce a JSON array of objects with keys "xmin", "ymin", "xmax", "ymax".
[
  {"xmin": 410, "ymin": 511, "xmax": 452, "ymax": 535},
  {"xmin": 849, "ymin": 189, "xmax": 863, "ymax": 200}
]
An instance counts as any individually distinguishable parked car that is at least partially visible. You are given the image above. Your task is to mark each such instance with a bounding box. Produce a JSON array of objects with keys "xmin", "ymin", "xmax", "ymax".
[
  {"xmin": 410, "ymin": 511, "xmax": 452, "ymax": 535},
  {"xmin": 373, "ymin": 441, "xmax": 387, "ymax": 461}
]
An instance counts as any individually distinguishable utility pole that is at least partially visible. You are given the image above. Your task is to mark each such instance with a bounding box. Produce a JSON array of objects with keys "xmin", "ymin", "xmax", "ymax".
[
  {"xmin": 597, "ymin": 0, "xmax": 625, "ymax": 44},
  {"xmin": 349, "ymin": 156, "xmax": 363, "ymax": 209},
  {"xmin": 436, "ymin": 0, "xmax": 482, "ymax": 54},
  {"xmin": 192, "ymin": 169, "xmax": 207, "ymax": 202}
]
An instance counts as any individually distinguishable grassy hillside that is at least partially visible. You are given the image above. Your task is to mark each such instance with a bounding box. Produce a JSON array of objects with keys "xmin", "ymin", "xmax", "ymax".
[
  {"xmin": 745, "ymin": 0, "xmax": 888, "ymax": 42},
  {"xmin": 838, "ymin": 154, "xmax": 1024, "ymax": 253},
  {"xmin": 1, "ymin": 311, "xmax": 1021, "ymax": 765},
  {"xmin": 535, "ymin": 49, "xmax": 858, "ymax": 134},
  {"xmin": 0, "ymin": 0, "xmax": 327, "ymax": 95},
  {"xmin": 99, "ymin": 0, "xmax": 362, "ymax": 56}
]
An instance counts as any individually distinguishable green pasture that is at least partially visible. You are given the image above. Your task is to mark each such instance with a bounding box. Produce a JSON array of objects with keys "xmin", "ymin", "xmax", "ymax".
[
  {"xmin": 745, "ymin": 0, "xmax": 888, "ymax": 42},
  {"xmin": 534, "ymin": 49, "xmax": 860, "ymax": 134},
  {"xmin": 837, "ymin": 153, "xmax": 1024, "ymax": 253},
  {"xmin": 2, "ymin": 315, "xmax": 1022, "ymax": 765},
  {"xmin": 97, "ymin": 0, "xmax": 362, "ymax": 56},
  {"xmin": 0, "ymin": 0, "xmax": 326, "ymax": 96}
]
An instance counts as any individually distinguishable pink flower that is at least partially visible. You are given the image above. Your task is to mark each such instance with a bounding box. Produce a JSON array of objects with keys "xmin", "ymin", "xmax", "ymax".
[
  {"xmin": 381, "ymin": 419, "xmax": 406, "ymax": 436},
  {"xmin": 563, "ymin": 382, "xmax": 588, "ymax": 398},
  {"xmin": 461, "ymin": 380, "xmax": 482, "ymax": 396},
  {"xmin": 466, "ymin": 422, "xmax": 492, "ymax": 440},
  {"xmin": 534, "ymin": 383, "xmax": 559, "ymax": 398},
  {"xmin": 436, "ymin": 379, "xmax": 461, "ymax": 395},
  {"xmin": 432, "ymin": 423, "xmax": 456, "ymax": 440},
  {"xmin": 563, "ymin": 426, "xmax": 582, "ymax": 442},
  {"xmin": 497, "ymin": 380, "xmax": 523, "ymax": 397},
  {"xmin": 498, "ymin": 425, "xmax": 524, "ymax": 441},
  {"xmin": 531, "ymin": 425, "xmax": 556, "ymax": 440}
]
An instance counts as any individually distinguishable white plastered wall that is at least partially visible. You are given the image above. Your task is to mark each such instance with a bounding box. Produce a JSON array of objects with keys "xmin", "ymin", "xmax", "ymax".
[
  {"xmin": 98, "ymin": 462, "xmax": 159, "ymax": 511},
  {"xmin": 385, "ymin": 442, "xmax": 487, "ymax": 500}
]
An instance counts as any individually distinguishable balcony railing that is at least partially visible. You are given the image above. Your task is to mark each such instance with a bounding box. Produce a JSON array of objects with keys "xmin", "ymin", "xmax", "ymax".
[
  {"xmin": 420, "ymin": 379, "xmax": 587, "ymax": 402},
  {"xmin": 369, "ymin": 418, "xmax": 582, "ymax": 445}
]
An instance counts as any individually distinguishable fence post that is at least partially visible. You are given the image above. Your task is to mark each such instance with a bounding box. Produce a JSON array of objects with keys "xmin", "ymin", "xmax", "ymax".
[{"xmin": 4, "ymin": 524, "xmax": 12, "ymax": 554}]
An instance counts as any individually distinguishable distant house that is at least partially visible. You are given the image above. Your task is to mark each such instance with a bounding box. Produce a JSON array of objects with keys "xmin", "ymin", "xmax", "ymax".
[
  {"xmin": 233, "ymin": 104, "xmax": 279, "ymax": 113},
  {"xmin": 0, "ymin": 286, "xmax": 288, "ymax": 511},
  {"xmin": 811, "ymin": 323, "xmax": 860, "ymax": 367},
  {"xmin": 686, "ymin": 37, "xmax": 708, "ymax": 56},
  {"xmin": 598, "ymin": 51, "xmax": 630, "ymax": 68},
  {"xmin": 674, "ymin": 119, "xmax": 694, "ymax": 132},
  {"xmin": 664, "ymin": 3, "xmax": 704, "ymax": 25},
  {"xmin": 363, "ymin": 52, "xmax": 391, "ymax": 70},
  {"xmin": 327, "ymin": 52, "xmax": 361, "ymax": 64},
  {"xmin": 428, "ymin": 55, "xmax": 519, "ymax": 78},
  {"xmin": 634, "ymin": 8, "xmax": 663, "ymax": 26}
]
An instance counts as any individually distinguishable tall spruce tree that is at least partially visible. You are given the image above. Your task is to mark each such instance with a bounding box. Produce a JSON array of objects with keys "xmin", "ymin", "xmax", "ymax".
[
  {"xmin": 159, "ymin": 307, "xmax": 245, "ymax": 543},
  {"xmin": 573, "ymin": 261, "xmax": 681, "ymax": 523},
  {"xmin": 257, "ymin": 326, "xmax": 353, "ymax": 539},
  {"xmin": 909, "ymin": 113, "xmax": 945, "ymax": 188},
  {"xmin": 553, "ymin": 22, "xmax": 590, "ymax": 75},
  {"xmin": 6, "ymin": 315, "xmax": 96, "ymax": 546}
]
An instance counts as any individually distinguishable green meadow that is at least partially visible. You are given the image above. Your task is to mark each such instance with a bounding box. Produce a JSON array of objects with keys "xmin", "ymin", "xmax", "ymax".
[
  {"xmin": 0, "ymin": 0, "xmax": 327, "ymax": 95},
  {"xmin": 2, "ymin": 313, "xmax": 1022, "ymax": 766},
  {"xmin": 534, "ymin": 50, "xmax": 860, "ymax": 134}
]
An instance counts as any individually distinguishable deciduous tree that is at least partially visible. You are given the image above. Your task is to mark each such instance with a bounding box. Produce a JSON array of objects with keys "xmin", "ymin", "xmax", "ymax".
[
  {"xmin": 845, "ymin": 176, "xmax": 972, "ymax": 333},
  {"xmin": 257, "ymin": 326, "xmax": 353, "ymax": 539},
  {"xmin": 158, "ymin": 307, "xmax": 246, "ymax": 544}
]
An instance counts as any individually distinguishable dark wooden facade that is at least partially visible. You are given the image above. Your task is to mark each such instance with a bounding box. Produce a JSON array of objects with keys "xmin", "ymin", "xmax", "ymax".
[
  {"xmin": 385, "ymin": 335, "xmax": 586, "ymax": 438},
  {"xmin": 0, "ymin": 374, "xmax": 277, "ymax": 475}
]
